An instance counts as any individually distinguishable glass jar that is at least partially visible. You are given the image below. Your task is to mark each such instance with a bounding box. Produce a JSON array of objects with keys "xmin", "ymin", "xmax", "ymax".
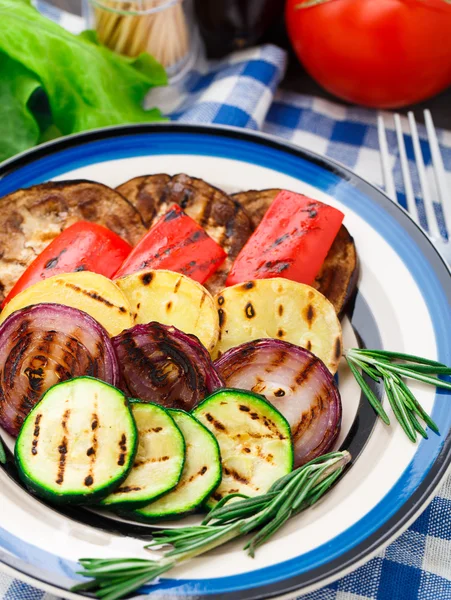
[{"xmin": 84, "ymin": 0, "xmax": 199, "ymax": 81}]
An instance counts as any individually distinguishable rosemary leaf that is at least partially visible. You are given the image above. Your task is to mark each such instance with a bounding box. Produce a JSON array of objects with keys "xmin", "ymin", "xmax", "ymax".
[
  {"xmin": 346, "ymin": 356, "xmax": 390, "ymax": 424},
  {"xmin": 382, "ymin": 373, "xmax": 416, "ymax": 442},
  {"xmin": 353, "ymin": 349, "xmax": 448, "ymax": 367},
  {"xmin": 0, "ymin": 438, "xmax": 6, "ymax": 465},
  {"xmin": 395, "ymin": 377, "xmax": 439, "ymax": 433}
]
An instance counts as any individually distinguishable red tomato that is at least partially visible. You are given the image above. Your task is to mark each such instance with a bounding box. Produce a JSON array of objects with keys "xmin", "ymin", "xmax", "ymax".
[
  {"xmin": 3, "ymin": 221, "xmax": 131, "ymax": 307},
  {"xmin": 285, "ymin": 0, "xmax": 451, "ymax": 108},
  {"xmin": 114, "ymin": 204, "xmax": 227, "ymax": 283},
  {"xmin": 226, "ymin": 191, "xmax": 344, "ymax": 287}
]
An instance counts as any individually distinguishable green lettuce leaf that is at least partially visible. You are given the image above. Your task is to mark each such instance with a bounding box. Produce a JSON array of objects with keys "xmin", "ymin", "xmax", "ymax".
[
  {"xmin": 0, "ymin": 53, "xmax": 42, "ymax": 162},
  {"xmin": 0, "ymin": 0, "xmax": 167, "ymax": 160}
]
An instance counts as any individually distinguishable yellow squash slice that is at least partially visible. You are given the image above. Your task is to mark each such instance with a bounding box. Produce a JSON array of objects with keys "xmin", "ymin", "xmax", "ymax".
[
  {"xmin": 116, "ymin": 269, "xmax": 219, "ymax": 352},
  {"xmin": 213, "ymin": 278, "xmax": 342, "ymax": 373},
  {"xmin": 0, "ymin": 272, "xmax": 133, "ymax": 336}
]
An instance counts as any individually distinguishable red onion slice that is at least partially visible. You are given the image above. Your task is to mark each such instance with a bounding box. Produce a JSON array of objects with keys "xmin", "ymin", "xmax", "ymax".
[
  {"xmin": 112, "ymin": 322, "xmax": 223, "ymax": 410},
  {"xmin": 215, "ymin": 339, "xmax": 342, "ymax": 467},
  {"xmin": 0, "ymin": 303, "xmax": 118, "ymax": 436}
]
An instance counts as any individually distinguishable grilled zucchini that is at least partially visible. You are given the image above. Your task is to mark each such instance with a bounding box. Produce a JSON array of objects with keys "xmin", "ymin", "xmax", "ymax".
[
  {"xmin": 193, "ymin": 389, "xmax": 293, "ymax": 506},
  {"xmin": 132, "ymin": 410, "xmax": 221, "ymax": 520},
  {"xmin": 15, "ymin": 377, "xmax": 137, "ymax": 504},
  {"xmin": 115, "ymin": 269, "xmax": 219, "ymax": 352},
  {"xmin": 0, "ymin": 271, "xmax": 133, "ymax": 336},
  {"xmin": 101, "ymin": 402, "xmax": 185, "ymax": 509}
]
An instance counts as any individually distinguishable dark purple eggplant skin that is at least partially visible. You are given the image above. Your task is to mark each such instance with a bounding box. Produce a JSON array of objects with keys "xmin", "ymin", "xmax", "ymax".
[
  {"xmin": 113, "ymin": 322, "xmax": 223, "ymax": 412},
  {"xmin": 215, "ymin": 338, "xmax": 342, "ymax": 467},
  {"xmin": 0, "ymin": 303, "xmax": 119, "ymax": 436}
]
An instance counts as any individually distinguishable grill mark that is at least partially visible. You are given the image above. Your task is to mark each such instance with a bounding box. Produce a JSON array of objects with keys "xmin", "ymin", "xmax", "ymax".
[
  {"xmin": 218, "ymin": 308, "xmax": 225, "ymax": 328},
  {"xmin": 295, "ymin": 357, "xmax": 319, "ymax": 386},
  {"xmin": 274, "ymin": 388, "xmax": 285, "ymax": 397},
  {"xmin": 205, "ymin": 413, "xmax": 226, "ymax": 431},
  {"xmin": 200, "ymin": 291, "xmax": 206, "ymax": 307},
  {"xmin": 134, "ymin": 455, "xmax": 170, "ymax": 468},
  {"xmin": 115, "ymin": 485, "xmax": 142, "ymax": 493},
  {"xmin": 85, "ymin": 408, "xmax": 98, "ymax": 486},
  {"xmin": 278, "ymin": 304, "xmax": 284, "ymax": 316},
  {"xmin": 277, "ymin": 328, "xmax": 285, "ymax": 338},
  {"xmin": 245, "ymin": 302, "xmax": 255, "ymax": 319},
  {"xmin": 239, "ymin": 405, "xmax": 250, "ymax": 412},
  {"xmin": 217, "ymin": 295, "xmax": 224, "ymax": 306},
  {"xmin": 118, "ymin": 433, "xmax": 127, "ymax": 466},
  {"xmin": 44, "ymin": 248, "xmax": 67, "ymax": 270},
  {"xmin": 241, "ymin": 281, "xmax": 254, "ymax": 290},
  {"xmin": 31, "ymin": 413, "xmax": 42, "ymax": 455},
  {"xmin": 224, "ymin": 467, "xmax": 249, "ymax": 485},
  {"xmin": 166, "ymin": 301, "xmax": 172, "ymax": 312},
  {"xmin": 173, "ymin": 277, "xmax": 182, "ymax": 293},
  {"xmin": 306, "ymin": 340, "xmax": 312, "ymax": 351},
  {"xmin": 55, "ymin": 409, "xmax": 71, "ymax": 485},
  {"xmin": 141, "ymin": 272, "xmax": 154, "ymax": 285},
  {"xmin": 64, "ymin": 282, "xmax": 126, "ymax": 313},
  {"xmin": 304, "ymin": 304, "xmax": 315, "ymax": 326},
  {"xmin": 335, "ymin": 337, "xmax": 342, "ymax": 360}
]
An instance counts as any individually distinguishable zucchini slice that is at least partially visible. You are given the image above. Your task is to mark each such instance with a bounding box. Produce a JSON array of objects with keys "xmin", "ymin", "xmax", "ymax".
[
  {"xmin": 193, "ymin": 389, "xmax": 293, "ymax": 506},
  {"xmin": 101, "ymin": 402, "xmax": 185, "ymax": 509},
  {"xmin": 15, "ymin": 377, "xmax": 137, "ymax": 504},
  {"xmin": 132, "ymin": 410, "xmax": 221, "ymax": 521}
]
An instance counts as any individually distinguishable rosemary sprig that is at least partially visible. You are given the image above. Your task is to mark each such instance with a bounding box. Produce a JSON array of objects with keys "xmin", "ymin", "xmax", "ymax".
[
  {"xmin": 346, "ymin": 348, "xmax": 451, "ymax": 441},
  {"xmin": 72, "ymin": 451, "xmax": 351, "ymax": 600}
]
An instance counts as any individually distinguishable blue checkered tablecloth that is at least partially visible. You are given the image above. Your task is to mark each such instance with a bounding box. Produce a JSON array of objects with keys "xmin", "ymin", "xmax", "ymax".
[{"xmin": 2, "ymin": 5, "xmax": 451, "ymax": 600}]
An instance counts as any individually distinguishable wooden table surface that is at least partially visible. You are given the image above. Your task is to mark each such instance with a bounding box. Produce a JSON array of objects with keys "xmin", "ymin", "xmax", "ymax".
[{"xmin": 52, "ymin": 0, "xmax": 451, "ymax": 131}]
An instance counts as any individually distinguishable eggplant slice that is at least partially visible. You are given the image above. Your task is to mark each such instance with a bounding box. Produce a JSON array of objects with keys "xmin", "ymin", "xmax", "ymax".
[
  {"xmin": 116, "ymin": 174, "xmax": 254, "ymax": 295},
  {"xmin": 231, "ymin": 188, "xmax": 358, "ymax": 317},
  {"xmin": 0, "ymin": 180, "xmax": 146, "ymax": 303}
]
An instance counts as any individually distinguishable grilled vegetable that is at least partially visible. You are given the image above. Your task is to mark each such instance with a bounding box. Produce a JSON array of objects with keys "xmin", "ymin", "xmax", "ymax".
[
  {"xmin": 231, "ymin": 188, "xmax": 358, "ymax": 318},
  {"xmin": 115, "ymin": 173, "xmax": 254, "ymax": 295},
  {"xmin": 114, "ymin": 205, "xmax": 226, "ymax": 284},
  {"xmin": 193, "ymin": 389, "xmax": 293, "ymax": 506},
  {"xmin": 3, "ymin": 222, "xmax": 132, "ymax": 307},
  {"xmin": 15, "ymin": 377, "xmax": 137, "ymax": 504},
  {"xmin": 132, "ymin": 410, "xmax": 222, "ymax": 520},
  {"xmin": 0, "ymin": 303, "xmax": 118, "ymax": 437},
  {"xmin": 116, "ymin": 269, "xmax": 219, "ymax": 352},
  {"xmin": 213, "ymin": 278, "xmax": 342, "ymax": 373},
  {"xmin": 0, "ymin": 180, "xmax": 146, "ymax": 305},
  {"xmin": 215, "ymin": 340, "xmax": 342, "ymax": 467},
  {"xmin": 112, "ymin": 322, "xmax": 223, "ymax": 411},
  {"xmin": 0, "ymin": 271, "xmax": 133, "ymax": 337},
  {"xmin": 227, "ymin": 191, "xmax": 344, "ymax": 287},
  {"xmin": 101, "ymin": 402, "xmax": 185, "ymax": 509}
]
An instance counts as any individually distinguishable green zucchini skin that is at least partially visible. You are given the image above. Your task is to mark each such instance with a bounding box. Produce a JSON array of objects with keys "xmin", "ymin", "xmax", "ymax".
[
  {"xmin": 15, "ymin": 377, "xmax": 138, "ymax": 505},
  {"xmin": 100, "ymin": 401, "xmax": 185, "ymax": 509},
  {"xmin": 192, "ymin": 388, "xmax": 294, "ymax": 507},
  {"xmin": 128, "ymin": 409, "xmax": 222, "ymax": 521}
]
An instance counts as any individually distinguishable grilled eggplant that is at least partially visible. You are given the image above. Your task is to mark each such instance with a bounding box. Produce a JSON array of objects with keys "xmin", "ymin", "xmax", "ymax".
[
  {"xmin": 116, "ymin": 174, "xmax": 254, "ymax": 295},
  {"xmin": 231, "ymin": 188, "xmax": 358, "ymax": 317},
  {"xmin": 0, "ymin": 180, "xmax": 146, "ymax": 304},
  {"xmin": 15, "ymin": 377, "xmax": 137, "ymax": 504}
]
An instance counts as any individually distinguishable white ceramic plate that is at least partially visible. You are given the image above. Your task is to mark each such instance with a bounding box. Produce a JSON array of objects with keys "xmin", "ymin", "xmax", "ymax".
[{"xmin": 0, "ymin": 124, "xmax": 450, "ymax": 600}]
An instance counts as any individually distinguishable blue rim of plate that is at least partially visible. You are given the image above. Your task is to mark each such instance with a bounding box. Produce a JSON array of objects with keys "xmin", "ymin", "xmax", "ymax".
[{"xmin": 0, "ymin": 123, "xmax": 450, "ymax": 600}]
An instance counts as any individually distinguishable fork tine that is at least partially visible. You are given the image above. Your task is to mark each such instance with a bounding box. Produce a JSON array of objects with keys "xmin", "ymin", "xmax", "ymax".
[
  {"xmin": 377, "ymin": 116, "xmax": 397, "ymax": 201},
  {"xmin": 407, "ymin": 112, "xmax": 442, "ymax": 239},
  {"xmin": 394, "ymin": 114, "xmax": 419, "ymax": 222},
  {"xmin": 424, "ymin": 109, "xmax": 451, "ymax": 236}
]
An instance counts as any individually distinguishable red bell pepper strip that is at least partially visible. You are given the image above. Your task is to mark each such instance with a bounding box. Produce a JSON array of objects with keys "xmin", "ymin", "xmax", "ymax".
[
  {"xmin": 114, "ymin": 204, "xmax": 227, "ymax": 284},
  {"xmin": 3, "ymin": 221, "xmax": 132, "ymax": 307},
  {"xmin": 226, "ymin": 191, "xmax": 344, "ymax": 287}
]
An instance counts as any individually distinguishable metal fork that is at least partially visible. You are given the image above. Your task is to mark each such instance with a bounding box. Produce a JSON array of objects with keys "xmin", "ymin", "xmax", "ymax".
[{"xmin": 378, "ymin": 110, "xmax": 451, "ymax": 263}]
